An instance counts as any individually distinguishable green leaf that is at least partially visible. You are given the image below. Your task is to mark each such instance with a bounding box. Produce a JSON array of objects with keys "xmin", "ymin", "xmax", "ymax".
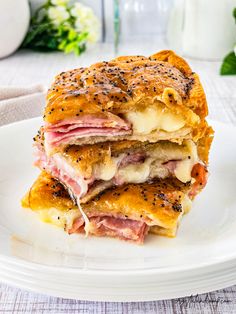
[
  {"xmin": 220, "ymin": 52, "xmax": 236, "ymax": 75},
  {"xmin": 68, "ymin": 28, "xmax": 77, "ymax": 41},
  {"xmin": 58, "ymin": 38, "xmax": 68, "ymax": 50},
  {"xmin": 47, "ymin": 37, "xmax": 59, "ymax": 50},
  {"xmin": 22, "ymin": 22, "xmax": 52, "ymax": 47},
  {"xmin": 233, "ymin": 7, "xmax": 236, "ymax": 22},
  {"xmin": 64, "ymin": 42, "xmax": 76, "ymax": 53},
  {"xmin": 74, "ymin": 45, "xmax": 80, "ymax": 55},
  {"xmin": 73, "ymin": 42, "xmax": 86, "ymax": 56},
  {"xmin": 77, "ymin": 32, "xmax": 89, "ymax": 42}
]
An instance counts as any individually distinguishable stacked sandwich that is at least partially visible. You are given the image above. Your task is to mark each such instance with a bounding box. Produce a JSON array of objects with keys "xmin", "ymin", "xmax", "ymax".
[{"xmin": 22, "ymin": 50, "xmax": 214, "ymax": 244}]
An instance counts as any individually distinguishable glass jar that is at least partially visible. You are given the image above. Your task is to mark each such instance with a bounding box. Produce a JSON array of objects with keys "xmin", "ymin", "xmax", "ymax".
[
  {"xmin": 113, "ymin": 0, "xmax": 173, "ymax": 55},
  {"xmin": 167, "ymin": 0, "xmax": 236, "ymax": 60}
]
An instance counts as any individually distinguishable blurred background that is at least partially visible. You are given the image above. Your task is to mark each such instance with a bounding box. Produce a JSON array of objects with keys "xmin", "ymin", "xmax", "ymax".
[{"xmin": 0, "ymin": 0, "xmax": 235, "ymax": 89}]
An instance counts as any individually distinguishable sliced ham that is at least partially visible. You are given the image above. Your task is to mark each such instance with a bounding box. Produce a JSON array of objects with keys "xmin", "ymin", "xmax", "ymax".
[
  {"xmin": 119, "ymin": 152, "xmax": 146, "ymax": 168},
  {"xmin": 34, "ymin": 145, "xmax": 91, "ymax": 199},
  {"xmin": 44, "ymin": 127, "xmax": 131, "ymax": 147},
  {"xmin": 68, "ymin": 215, "xmax": 149, "ymax": 244},
  {"xmin": 44, "ymin": 114, "xmax": 132, "ymax": 148},
  {"xmin": 44, "ymin": 115, "xmax": 131, "ymax": 132}
]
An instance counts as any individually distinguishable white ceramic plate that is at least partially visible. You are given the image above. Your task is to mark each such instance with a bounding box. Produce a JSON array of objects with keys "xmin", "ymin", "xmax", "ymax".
[{"xmin": 0, "ymin": 118, "xmax": 235, "ymax": 301}]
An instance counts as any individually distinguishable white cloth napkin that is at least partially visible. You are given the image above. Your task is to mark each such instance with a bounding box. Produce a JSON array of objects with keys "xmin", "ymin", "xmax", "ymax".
[{"xmin": 0, "ymin": 85, "xmax": 46, "ymax": 126}]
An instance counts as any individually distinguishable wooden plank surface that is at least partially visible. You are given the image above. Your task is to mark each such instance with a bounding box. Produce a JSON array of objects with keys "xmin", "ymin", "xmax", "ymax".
[{"xmin": 0, "ymin": 45, "xmax": 236, "ymax": 313}]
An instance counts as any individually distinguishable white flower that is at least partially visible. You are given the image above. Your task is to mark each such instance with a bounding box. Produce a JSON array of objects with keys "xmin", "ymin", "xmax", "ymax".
[
  {"xmin": 71, "ymin": 2, "xmax": 100, "ymax": 43},
  {"xmin": 51, "ymin": 0, "xmax": 69, "ymax": 6},
  {"xmin": 234, "ymin": 44, "xmax": 236, "ymax": 56},
  {"xmin": 48, "ymin": 5, "xmax": 69, "ymax": 26}
]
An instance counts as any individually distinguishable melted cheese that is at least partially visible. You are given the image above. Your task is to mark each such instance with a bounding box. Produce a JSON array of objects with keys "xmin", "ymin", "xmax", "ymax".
[
  {"xmin": 93, "ymin": 138, "xmax": 199, "ymax": 187},
  {"xmin": 38, "ymin": 208, "xmax": 79, "ymax": 229},
  {"xmin": 181, "ymin": 195, "xmax": 192, "ymax": 214},
  {"xmin": 96, "ymin": 159, "xmax": 117, "ymax": 181},
  {"xmin": 95, "ymin": 156, "xmax": 123, "ymax": 181},
  {"xmin": 125, "ymin": 106, "xmax": 185, "ymax": 134},
  {"xmin": 76, "ymin": 198, "xmax": 90, "ymax": 236},
  {"xmin": 118, "ymin": 162, "xmax": 151, "ymax": 184},
  {"xmin": 174, "ymin": 159, "xmax": 193, "ymax": 183},
  {"xmin": 174, "ymin": 140, "xmax": 199, "ymax": 183},
  {"xmin": 38, "ymin": 203, "xmax": 90, "ymax": 236}
]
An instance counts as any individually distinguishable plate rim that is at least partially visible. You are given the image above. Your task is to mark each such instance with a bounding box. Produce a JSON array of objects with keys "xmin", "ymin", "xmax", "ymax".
[{"xmin": 0, "ymin": 259, "xmax": 236, "ymax": 301}]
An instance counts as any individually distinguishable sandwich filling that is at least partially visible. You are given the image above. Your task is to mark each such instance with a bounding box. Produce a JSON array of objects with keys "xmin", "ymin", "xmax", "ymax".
[
  {"xmin": 44, "ymin": 114, "xmax": 132, "ymax": 152},
  {"xmin": 34, "ymin": 139, "xmax": 206, "ymax": 204},
  {"xmin": 43, "ymin": 105, "xmax": 194, "ymax": 152}
]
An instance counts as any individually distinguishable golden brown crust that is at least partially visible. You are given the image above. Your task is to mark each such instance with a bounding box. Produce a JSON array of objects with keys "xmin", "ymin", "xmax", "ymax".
[
  {"xmin": 83, "ymin": 180, "xmax": 189, "ymax": 229},
  {"xmin": 149, "ymin": 50, "xmax": 192, "ymax": 76},
  {"xmin": 150, "ymin": 50, "xmax": 208, "ymax": 118},
  {"xmin": 196, "ymin": 124, "xmax": 214, "ymax": 164},
  {"xmin": 45, "ymin": 50, "xmax": 208, "ymax": 129},
  {"xmin": 21, "ymin": 171, "xmax": 76, "ymax": 211},
  {"xmin": 22, "ymin": 172, "xmax": 190, "ymax": 230}
]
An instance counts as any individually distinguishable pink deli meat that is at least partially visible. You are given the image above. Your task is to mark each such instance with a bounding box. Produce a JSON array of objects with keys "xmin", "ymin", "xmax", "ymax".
[
  {"xmin": 44, "ymin": 114, "xmax": 132, "ymax": 148},
  {"xmin": 68, "ymin": 215, "xmax": 149, "ymax": 244}
]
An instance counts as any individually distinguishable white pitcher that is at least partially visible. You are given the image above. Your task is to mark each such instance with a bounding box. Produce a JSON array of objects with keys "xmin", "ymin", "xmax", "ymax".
[
  {"xmin": 167, "ymin": 0, "xmax": 236, "ymax": 60},
  {"xmin": 0, "ymin": 0, "xmax": 30, "ymax": 59}
]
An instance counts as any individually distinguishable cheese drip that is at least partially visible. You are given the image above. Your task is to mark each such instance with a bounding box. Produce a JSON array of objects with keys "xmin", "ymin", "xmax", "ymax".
[
  {"xmin": 94, "ymin": 156, "xmax": 121, "ymax": 181},
  {"xmin": 77, "ymin": 197, "xmax": 90, "ymax": 237},
  {"xmin": 125, "ymin": 106, "xmax": 185, "ymax": 134},
  {"xmin": 174, "ymin": 141, "xmax": 198, "ymax": 183},
  {"xmin": 181, "ymin": 195, "xmax": 192, "ymax": 214}
]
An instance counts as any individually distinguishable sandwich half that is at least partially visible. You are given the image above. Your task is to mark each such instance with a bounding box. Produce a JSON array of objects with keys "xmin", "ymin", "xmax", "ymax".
[
  {"xmin": 43, "ymin": 50, "xmax": 208, "ymax": 153},
  {"xmin": 22, "ymin": 171, "xmax": 193, "ymax": 243}
]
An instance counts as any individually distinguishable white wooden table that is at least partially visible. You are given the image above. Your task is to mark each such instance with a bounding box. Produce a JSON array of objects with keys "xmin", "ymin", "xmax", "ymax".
[{"xmin": 0, "ymin": 44, "xmax": 236, "ymax": 313}]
